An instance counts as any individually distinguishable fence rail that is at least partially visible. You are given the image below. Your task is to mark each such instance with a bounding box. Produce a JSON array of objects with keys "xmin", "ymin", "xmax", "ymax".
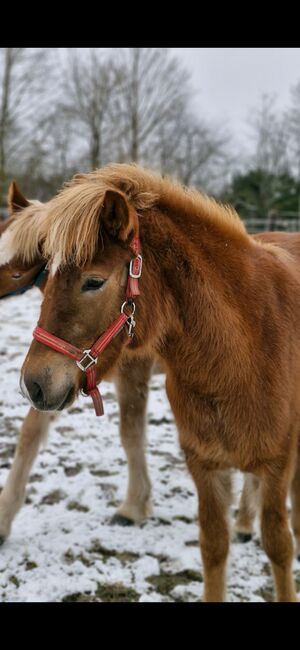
[{"xmin": 243, "ymin": 216, "xmax": 300, "ymax": 234}]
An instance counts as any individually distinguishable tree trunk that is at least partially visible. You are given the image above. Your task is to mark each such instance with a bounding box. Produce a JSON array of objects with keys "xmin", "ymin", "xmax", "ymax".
[
  {"xmin": 0, "ymin": 48, "xmax": 13, "ymax": 201},
  {"xmin": 130, "ymin": 49, "xmax": 139, "ymax": 162}
]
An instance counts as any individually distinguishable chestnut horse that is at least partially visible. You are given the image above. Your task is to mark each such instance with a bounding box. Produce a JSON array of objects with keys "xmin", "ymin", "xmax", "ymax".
[
  {"xmin": 2, "ymin": 175, "xmax": 300, "ymax": 601},
  {"xmin": 0, "ymin": 182, "xmax": 268, "ymax": 549},
  {"xmin": 10, "ymin": 162, "xmax": 300, "ymax": 602},
  {"xmin": 0, "ymin": 185, "xmax": 54, "ymax": 543}
]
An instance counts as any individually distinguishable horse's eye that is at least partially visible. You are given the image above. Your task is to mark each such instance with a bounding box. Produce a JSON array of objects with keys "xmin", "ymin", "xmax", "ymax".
[{"xmin": 81, "ymin": 278, "xmax": 106, "ymax": 292}]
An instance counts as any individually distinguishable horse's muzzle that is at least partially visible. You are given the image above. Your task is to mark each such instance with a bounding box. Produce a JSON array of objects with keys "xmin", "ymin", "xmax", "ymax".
[{"xmin": 21, "ymin": 368, "xmax": 76, "ymax": 411}]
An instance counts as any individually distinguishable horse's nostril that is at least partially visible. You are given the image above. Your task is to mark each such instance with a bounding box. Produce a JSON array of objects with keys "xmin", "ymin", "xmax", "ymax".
[
  {"xmin": 23, "ymin": 373, "xmax": 75, "ymax": 411},
  {"xmin": 30, "ymin": 381, "xmax": 44, "ymax": 407}
]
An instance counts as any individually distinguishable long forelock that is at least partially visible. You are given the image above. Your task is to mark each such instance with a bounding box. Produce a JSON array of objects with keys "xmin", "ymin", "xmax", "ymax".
[
  {"xmin": 42, "ymin": 163, "xmax": 249, "ymax": 270},
  {"xmin": 0, "ymin": 201, "xmax": 47, "ymax": 267}
]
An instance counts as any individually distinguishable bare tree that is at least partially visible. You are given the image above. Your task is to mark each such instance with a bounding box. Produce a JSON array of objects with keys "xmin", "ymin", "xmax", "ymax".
[
  {"xmin": 109, "ymin": 48, "xmax": 231, "ymax": 193},
  {"xmin": 248, "ymin": 93, "xmax": 290, "ymax": 176},
  {"xmin": 57, "ymin": 49, "xmax": 123, "ymax": 170},
  {"xmin": 245, "ymin": 93, "xmax": 291, "ymax": 216},
  {"xmin": 113, "ymin": 48, "xmax": 191, "ymax": 165},
  {"xmin": 286, "ymin": 81, "xmax": 300, "ymax": 217},
  {"xmin": 0, "ymin": 47, "xmax": 56, "ymax": 202},
  {"xmin": 158, "ymin": 108, "xmax": 230, "ymax": 192},
  {"xmin": 288, "ymin": 82, "xmax": 300, "ymax": 174},
  {"xmin": 0, "ymin": 47, "xmax": 232, "ymax": 201}
]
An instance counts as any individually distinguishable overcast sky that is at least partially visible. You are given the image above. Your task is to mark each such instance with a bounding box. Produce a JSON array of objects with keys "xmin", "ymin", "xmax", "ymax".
[{"xmin": 172, "ymin": 48, "xmax": 300, "ymax": 148}]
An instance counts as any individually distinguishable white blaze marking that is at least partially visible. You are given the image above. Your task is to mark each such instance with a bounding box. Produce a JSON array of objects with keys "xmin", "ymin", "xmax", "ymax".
[
  {"xmin": 50, "ymin": 252, "xmax": 62, "ymax": 277},
  {"xmin": 0, "ymin": 229, "xmax": 15, "ymax": 266}
]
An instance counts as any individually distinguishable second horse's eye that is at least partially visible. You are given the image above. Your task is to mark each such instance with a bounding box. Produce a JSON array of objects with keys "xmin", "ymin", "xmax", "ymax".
[{"xmin": 81, "ymin": 278, "xmax": 106, "ymax": 292}]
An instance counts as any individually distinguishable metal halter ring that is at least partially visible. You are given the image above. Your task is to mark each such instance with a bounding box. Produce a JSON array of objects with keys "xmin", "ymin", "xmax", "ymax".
[{"xmin": 120, "ymin": 301, "xmax": 136, "ymax": 317}]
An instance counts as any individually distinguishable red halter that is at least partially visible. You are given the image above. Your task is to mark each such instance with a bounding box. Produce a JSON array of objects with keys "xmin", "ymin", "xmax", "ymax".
[{"xmin": 32, "ymin": 233, "xmax": 142, "ymax": 416}]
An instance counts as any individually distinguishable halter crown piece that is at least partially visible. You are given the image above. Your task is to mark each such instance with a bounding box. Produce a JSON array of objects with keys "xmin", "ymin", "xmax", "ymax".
[{"xmin": 32, "ymin": 229, "xmax": 142, "ymax": 416}]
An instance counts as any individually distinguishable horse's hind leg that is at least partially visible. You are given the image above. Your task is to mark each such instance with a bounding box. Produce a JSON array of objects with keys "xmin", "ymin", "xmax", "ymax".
[
  {"xmin": 112, "ymin": 355, "xmax": 154, "ymax": 525},
  {"xmin": 291, "ymin": 440, "xmax": 300, "ymax": 560},
  {"xmin": 234, "ymin": 473, "xmax": 260, "ymax": 542},
  {"xmin": 0, "ymin": 408, "xmax": 52, "ymax": 543}
]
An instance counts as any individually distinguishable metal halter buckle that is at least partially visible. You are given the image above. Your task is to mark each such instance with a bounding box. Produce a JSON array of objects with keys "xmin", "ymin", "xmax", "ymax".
[
  {"xmin": 129, "ymin": 254, "xmax": 142, "ymax": 279},
  {"xmin": 76, "ymin": 349, "xmax": 97, "ymax": 372}
]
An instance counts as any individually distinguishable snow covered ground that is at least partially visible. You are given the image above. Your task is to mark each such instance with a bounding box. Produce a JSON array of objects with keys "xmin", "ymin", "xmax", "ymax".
[{"xmin": 0, "ymin": 288, "xmax": 299, "ymax": 602}]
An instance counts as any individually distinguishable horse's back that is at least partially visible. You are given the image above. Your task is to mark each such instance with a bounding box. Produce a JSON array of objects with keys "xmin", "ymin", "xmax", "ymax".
[{"xmin": 253, "ymin": 231, "xmax": 300, "ymax": 261}]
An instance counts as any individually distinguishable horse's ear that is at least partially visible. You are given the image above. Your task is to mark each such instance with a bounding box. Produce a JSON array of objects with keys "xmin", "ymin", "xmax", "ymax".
[
  {"xmin": 7, "ymin": 180, "xmax": 30, "ymax": 216},
  {"xmin": 101, "ymin": 190, "xmax": 134, "ymax": 243}
]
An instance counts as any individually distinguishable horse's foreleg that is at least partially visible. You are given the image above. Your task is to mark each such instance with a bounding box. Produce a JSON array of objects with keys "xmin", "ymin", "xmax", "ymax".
[
  {"xmin": 291, "ymin": 441, "xmax": 300, "ymax": 560},
  {"xmin": 184, "ymin": 450, "xmax": 232, "ymax": 602},
  {"xmin": 260, "ymin": 460, "xmax": 298, "ymax": 602},
  {"xmin": 0, "ymin": 408, "xmax": 52, "ymax": 543},
  {"xmin": 112, "ymin": 356, "xmax": 154, "ymax": 525},
  {"xmin": 234, "ymin": 472, "xmax": 260, "ymax": 542}
]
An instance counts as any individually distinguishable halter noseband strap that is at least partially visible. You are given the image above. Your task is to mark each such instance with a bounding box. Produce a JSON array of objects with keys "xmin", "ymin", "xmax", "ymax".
[{"xmin": 32, "ymin": 233, "xmax": 142, "ymax": 416}]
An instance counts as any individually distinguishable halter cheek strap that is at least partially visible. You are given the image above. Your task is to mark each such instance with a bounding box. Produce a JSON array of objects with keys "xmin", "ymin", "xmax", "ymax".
[{"xmin": 32, "ymin": 233, "xmax": 142, "ymax": 416}]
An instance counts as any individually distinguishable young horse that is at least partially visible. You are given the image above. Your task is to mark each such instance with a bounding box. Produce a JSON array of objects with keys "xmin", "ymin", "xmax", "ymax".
[
  {"xmin": 0, "ymin": 183, "xmax": 47, "ymax": 298},
  {"xmin": 2, "ymin": 178, "xmax": 300, "ymax": 598},
  {"xmin": 0, "ymin": 182, "xmax": 265, "ymax": 545},
  {"xmin": 0, "ymin": 183, "xmax": 154, "ymax": 541},
  {"xmin": 15, "ymin": 163, "xmax": 300, "ymax": 602},
  {"xmin": 0, "ymin": 185, "xmax": 54, "ymax": 543}
]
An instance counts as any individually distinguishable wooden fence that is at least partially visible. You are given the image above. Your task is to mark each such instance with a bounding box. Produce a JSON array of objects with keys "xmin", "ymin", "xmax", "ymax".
[{"xmin": 244, "ymin": 216, "xmax": 300, "ymax": 234}]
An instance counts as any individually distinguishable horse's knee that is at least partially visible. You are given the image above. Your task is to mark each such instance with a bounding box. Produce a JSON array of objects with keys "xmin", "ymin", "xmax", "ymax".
[
  {"xmin": 200, "ymin": 526, "xmax": 229, "ymax": 568},
  {"xmin": 261, "ymin": 508, "xmax": 294, "ymax": 566}
]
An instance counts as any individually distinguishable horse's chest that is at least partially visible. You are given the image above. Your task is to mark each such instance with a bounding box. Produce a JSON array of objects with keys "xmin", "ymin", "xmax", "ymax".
[
  {"xmin": 170, "ymin": 388, "xmax": 252, "ymax": 467},
  {"xmin": 195, "ymin": 400, "xmax": 235, "ymax": 456}
]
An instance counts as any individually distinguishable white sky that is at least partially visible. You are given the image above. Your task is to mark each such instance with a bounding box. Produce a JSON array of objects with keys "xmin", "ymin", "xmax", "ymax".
[{"xmin": 172, "ymin": 48, "xmax": 300, "ymax": 147}]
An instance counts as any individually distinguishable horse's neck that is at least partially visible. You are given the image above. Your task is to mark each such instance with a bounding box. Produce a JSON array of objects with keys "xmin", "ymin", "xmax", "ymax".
[{"xmin": 140, "ymin": 208, "xmax": 253, "ymax": 391}]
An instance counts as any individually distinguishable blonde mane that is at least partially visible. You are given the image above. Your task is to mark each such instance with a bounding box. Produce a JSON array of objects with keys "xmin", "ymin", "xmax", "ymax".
[
  {"xmin": 0, "ymin": 201, "xmax": 48, "ymax": 266},
  {"xmin": 3, "ymin": 164, "xmax": 287, "ymax": 270},
  {"xmin": 38, "ymin": 163, "xmax": 248, "ymax": 268}
]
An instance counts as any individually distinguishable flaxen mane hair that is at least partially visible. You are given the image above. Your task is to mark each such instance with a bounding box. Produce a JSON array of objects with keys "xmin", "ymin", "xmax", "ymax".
[
  {"xmin": 0, "ymin": 201, "xmax": 48, "ymax": 266},
  {"xmin": 42, "ymin": 163, "xmax": 251, "ymax": 268},
  {"xmin": 1, "ymin": 164, "xmax": 289, "ymax": 268}
]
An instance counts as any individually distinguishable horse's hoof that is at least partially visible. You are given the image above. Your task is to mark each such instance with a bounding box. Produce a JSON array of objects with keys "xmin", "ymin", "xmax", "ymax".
[
  {"xmin": 235, "ymin": 532, "xmax": 252, "ymax": 543},
  {"xmin": 0, "ymin": 535, "xmax": 6, "ymax": 546},
  {"xmin": 110, "ymin": 514, "xmax": 135, "ymax": 526}
]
